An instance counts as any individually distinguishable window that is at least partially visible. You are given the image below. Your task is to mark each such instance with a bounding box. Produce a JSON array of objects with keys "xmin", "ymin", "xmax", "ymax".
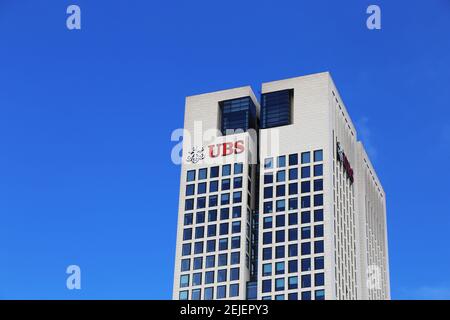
[
  {"xmin": 220, "ymin": 208, "xmax": 229, "ymax": 220},
  {"xmin": 230, "ymin": 267, "xmax": 240, "ymax": 281},
  {"xmin": 194, "ymin": 242, "xmax": 203, "ymax": 254},
  {"xmin": 221, "ymin": 193, "xmax": 230, "ymax": 205},
  {"xmin": 315, "ymin": 273, "xmax": 325, "ymax": 286},
  {"xmin": 276, "ymin": 215, "xmax": 285, "ymax": 227},
  {"xmin": 217, "ymin": 269, "xmax": 227, "ymax": 282},
  {"xmin": 301, "ymin": 291, "xmax": 311, "ymax": 300},
  {"xmin": 314, "ymin": 194, "xmax": 323, "ymax": 206},
  {"xmin": 275, "ymin": 294, "xmax": 284, "ymax": 300},
  {"xmin": 182, "ymin": 243, "xmax": 191, "ymax": 256},
  {"xmin": 262, "ymin": 280, "xmax": 272, "ymax": 293},
  {"xmin": 204, "ymin": 287, "xmax": 213, "ymax": 300},
  {"xmin": 263, "ymin": 232, "xmax": 272, "ymax": 245},
  {"xmin": 233, "ymin": 177, "xmax": 242, "ymax": 189},
  {"xmin": 275, "ymin": 262, "xmax": 285, "ymax": 275},
  {"xmin": 314, "ymin": 209, "xmax": 323, "ymax": 222},
  {"xmin": 234, "ymin": 163, "xmax": 243, "ymax": 174},
  {"xmin": 181, "ymin": 259, "xmax": 190, "ymax": 272},
  {"xmin": 193, "ymin": 257, "xmax": 202, "ymax": 270},
  {"xmin": 301, "ymin": 258, "xmax": 311, "ymax": 271},
  {"xmin": 230, "ymin": 284, "xmax": 239, "ymax": 297},
  {"xmin": 288, "ymin": 228, "xmax": 298, "ymax": 241},
  {"xmin": 197, "ymin": 197, "xmax": 206, "ymax": 209},
  {"xmin": 232, "ymin": 206, "xmax": 241, "ymax": 218},
  {"xmin": 195, "ymin": 226, "xmax": 204, "ymax": 239},
  {"xmin": 288, "ymin": 260, "xmax": 298, "ymax": 273},
  {"xmin": 276, "ymin": 230, "xmax": 285, "ymax": 243},
  {"xmin": 264, "ymin": 187, "xmax": 273, "ymax": 199},
  {"xmin": 179, "ymin": 291, "xmax": 188, "ymax": 300},
  {"xmin": 198, "ymin": 182, "xmax": 206, "ymax": 194},
  {"xmin": 222, "ymin": 179, "xmax": 230, "ymax": 191},
  {"xmin": 183, "ymin": 228, "xmax": 192, "ymax": 241},
  {"xmin": 208, "ymin": 210, "xmax": 217, "ymax": 222},
  {"xmin": 264, "ymin": 174, "xmax": 273, "ymax": 184},
  {"xmin": 263, "ymin": 202, "xmax": 273, "ymax": 213},
  {"xmin": 230, "ymin": 252, "xmax": 240, "ymax": 265},
  {"xmin": 301, "ymin": 152, "xmax": 310, "ymax": 164},
  {"xmin": 180, "ymin": 275, "xmax": 189, "ymax": 288},
  {"xmin": 220, "ymin": 97, "xmax": 257, "ymax": 135},
  {"xmin": 301, "ymin": 275, "xmax": 311, "ymax": 288},
  {"xmin": 218, "ymin": 253, "xmax": 227, "ymax": 266},
  {"xmin": 288, "ymin": 244, "xmax": 298, "ymax": 257},
  {"xmin": 222, "ymin": 164, "xmax": 231, "ymax": 176},
  {"xmin": 184, "ymin": 213, "xmax": 193, "ymax": 226},
  {"xmin": 276, "ymin": 200, "xmax": 285, "ymax": 212},
  {"xmin": 301, "ymin": 242, "xmax": 311, "ymax": 255},
  {"xmin": 264, "ymin": 158, "xmax": 273, "ymax": 169},
  {"xmin": 209, "ymin": 195, "xmax": 218, "ymax": 207},
  {"xmin": 263, "ymin": 217, "xmax": 273, "ymax": 229},
  {"xmin": 275, "ymin": 278, "xmax": 284, "ymax": 291},
  {"xmin": 207, "ymin": 239, "xmax": 216, "ymax": 252},
  {"xmin": 315, "ymin": 290, "xmax": 325, "ymax": 300},
  {"xmin": 192, "ymin": 289, "xmax": 201, "ymax": 300},
  {"xmin": 301, "ymin": 181, "xmax": 310, "ymax": 194},
  {"xmin": 314, "ymin": 164, "xmax": 323, "ymax": 176},
  {"xmin": 301, "ymin": 227, "xmax": 311, "ymax": 239},
  {"xmin": 217, "ymin": 285, "xmax": 226, "ymax": 299},
  {"xmin": 263, "ymin": 248, "xmax": 272, "ymax": 260},
  {"xmin": 289, "ymin": 153, "xmax": 298, "ymax": 165},
  {"xmin": 196, "ymin": 212, "xmax": 205, "ymax": 224},
  {"xmin": 219, "ymin": 238, "xmax": 228, "ymax": 251},
  {"xmin": 314, "ymin": 241, "xmax": 324, "ymax": 254},
  {"xmin": 199, "ymin": 168, "xmax": 207, "ymax": 180},
  {"xmin": 187, "ymin": 170, "xmax": 196, "ymax": 182},
  {"xmin": 301, "ymin": 196, "xmax": 311, "ymax": 208},
  {"xmin": 288, "ymin": 293, "xmax": 298, "ymax": 300},
  {"xmin": 315, "ymin": 256, "xmax": 324, "ymax": 270},
  {"xmin": 232, "ymin": 221, "xmax": 241, "ymax": 234},
  {"xmin": 314, "ymin": 150, "xmax": 323, "ymax": 162},
  {"xmin": 275, "ymin": 245, "xmax": 285, "ymax": 259},
  {"xmin": 288, "ymin": 276, "xmax": 298, "ymax": 289},
  {"xmin": 288, "ymin": 213, "xmax": 298, "ymax": 225},
  {"xmin": 185, "ymin": 199, "xmax": 194, "ymax": 211},
  {"xmin": 233, "ymin": 191, "xmax": 242, "ymax": 203},
  {"xmin": 205, "ymin": 255, "xmax": 215, "ymax": 268},
  {"xmin": 289, "ymin": 168, "xmax": 298, "ymax": 180},
  {"xmin": 314, "ymin": 179, "xmax": 323, "ymax": 191},
  {"xmin": 289, "ymin": 183, "xmax": 298, "ymax": 195},
  {"xmin": 315, "ymin": 225, "xmax": 324, "ymax": 237},
  {"xmin": 301, "ymin": 166, "xmax": 310, "ymax": 178},
  {"xmin": 261, "ymin": 89, "xmax": 293, "ymax": 129},
  {"xmin": 276, "ymin": 185, "xmax": 285, "ymax": 197},
  {"xmin": 301, "ymin": 211, "xmax": 310, "ymax": 224},
  {"xmin": 219, "ymin": 223, "xmax": 228, "ymax": 235},
  {"xmin": 277, "ymin": 156, "xmax": 286, "ymax": 168},
  {"xmin": 210, "ymin": 166, "xmax": 219, "ymax": 178},
  {"xmin": 276, "ymin": 170, "xmax": 286, "ymax": 182},
  {"xmin": 192, "ymin": 273, "xmax": 202, "ymax": 286},
  {"xmin": 210, "ymin": 180, "xmax": 218, "ymax": 193},
  {"xmin": 185, "ymin": 184, "xmax": 195, "ymax": 196},
  {"xmin": 231, "ymin": 236, "xmax": 240, "ymax": 249},
  {"xmin": 263, "ymin": 263, "xmax": 272, "ymax": 276}
]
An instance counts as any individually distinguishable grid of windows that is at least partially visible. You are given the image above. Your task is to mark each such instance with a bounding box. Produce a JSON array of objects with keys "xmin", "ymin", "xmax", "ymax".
[
  {"xmin": 260, "ymin": 89, "xmax": 293, "ymax": 129},
  {"xmin": 260, "ymin": 150, "xmax": 325, "ymax": 300},
  {"xmin": 179, "ymin": 163, "xmax": 249, "ymax": 300},
  {"xmin": 220, "ymin": 97, "xmax": 257, "ymax": 135}
]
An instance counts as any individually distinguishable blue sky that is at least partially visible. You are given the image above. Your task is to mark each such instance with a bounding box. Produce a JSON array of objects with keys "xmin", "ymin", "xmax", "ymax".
[{"xmin": 0, "ymin": 0, "xmax": 449, "ymax": 299}]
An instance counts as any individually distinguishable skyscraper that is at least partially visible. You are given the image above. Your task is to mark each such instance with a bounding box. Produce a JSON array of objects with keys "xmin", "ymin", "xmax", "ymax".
[{"xmin": 172, "ymin": 72, "xmax": 390, "ymax": 300}]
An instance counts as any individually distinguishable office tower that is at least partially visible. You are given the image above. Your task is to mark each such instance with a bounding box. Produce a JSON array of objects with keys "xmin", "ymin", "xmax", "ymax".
[{"xmin": 172, "ymin": 72, "xmax": 390, "ymax": 300}]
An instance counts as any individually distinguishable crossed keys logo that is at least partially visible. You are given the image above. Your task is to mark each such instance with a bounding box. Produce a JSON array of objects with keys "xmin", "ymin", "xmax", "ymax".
[{"xmin": 186, "ymin": 146, "xmax": 205, "ymax": 164}]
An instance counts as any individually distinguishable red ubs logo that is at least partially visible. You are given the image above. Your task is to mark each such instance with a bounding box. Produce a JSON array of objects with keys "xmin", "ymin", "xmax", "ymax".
[{"xmin": 209, "ymin": 140, "xmax": 244, "ymax": 158}]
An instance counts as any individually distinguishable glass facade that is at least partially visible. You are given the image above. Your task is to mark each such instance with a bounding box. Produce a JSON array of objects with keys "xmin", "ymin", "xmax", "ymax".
[
  {"xmin": 260, "ymin": 89, "xmax": 293, "ymax": 129},
  {"xmin": 220, "ymin": 97, "xmax": 257, "ymax": 135}
]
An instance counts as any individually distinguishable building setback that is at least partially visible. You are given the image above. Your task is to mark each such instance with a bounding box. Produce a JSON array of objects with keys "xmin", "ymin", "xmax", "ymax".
[{"xmin": 172, "ymin": 72, "xmax": 390, "ymax": 300}]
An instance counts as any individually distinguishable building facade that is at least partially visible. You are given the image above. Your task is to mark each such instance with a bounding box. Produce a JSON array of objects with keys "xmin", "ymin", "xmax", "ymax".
[{"xmin": 172, "ymin": 72, "xmax": 390, "ymax": 300}]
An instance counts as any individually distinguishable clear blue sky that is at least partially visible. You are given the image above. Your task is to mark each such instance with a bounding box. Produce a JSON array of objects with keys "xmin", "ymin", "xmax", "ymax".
[{"xmin": 1, "ymin": 0, "xmax": 449, "ymax": 300}]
